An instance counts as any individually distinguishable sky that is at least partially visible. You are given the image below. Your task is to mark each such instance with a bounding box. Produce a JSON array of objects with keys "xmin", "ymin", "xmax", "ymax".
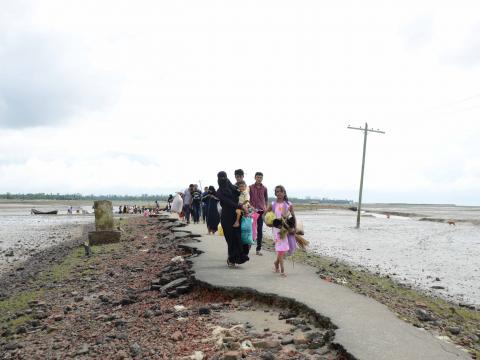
[{"xmin": 1, "ymin": 0, "xmax": 480, "ymax": 205}]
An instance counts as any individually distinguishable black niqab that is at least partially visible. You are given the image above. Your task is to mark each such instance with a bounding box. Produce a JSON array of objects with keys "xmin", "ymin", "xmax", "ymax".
[{"xmin": 216, "ymin": 170, "xmax": 249, "ymax": 265}]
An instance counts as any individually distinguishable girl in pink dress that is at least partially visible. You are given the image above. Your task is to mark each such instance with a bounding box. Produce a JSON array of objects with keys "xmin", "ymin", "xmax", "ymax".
[{"xmin": 266, "ymin": 185, "xmax": 296, "ymax": 277}]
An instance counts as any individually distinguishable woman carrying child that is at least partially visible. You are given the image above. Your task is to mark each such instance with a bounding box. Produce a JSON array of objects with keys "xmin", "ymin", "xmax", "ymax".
[
  {"xmin": 216, "ymin": 171, "xmax": 249, "ymax": 267},
  {"xmin": 266, "ymin": 185, "xmax": 297, "ymax": 277}
]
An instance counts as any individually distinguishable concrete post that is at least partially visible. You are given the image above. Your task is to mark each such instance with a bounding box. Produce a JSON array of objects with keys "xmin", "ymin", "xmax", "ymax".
[
  {"xmin": 94, "ymin": 200, "xmax": 114, "ymax": 231},
  {"xmin": 88, "ymin": 200, "xmax": 121, "ymax": 246}
]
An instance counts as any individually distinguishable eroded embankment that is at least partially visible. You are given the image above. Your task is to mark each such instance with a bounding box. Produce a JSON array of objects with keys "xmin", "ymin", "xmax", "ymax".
[{"xmin": 1, "ymin": 216, "xmax": 350, "ymax": 359}]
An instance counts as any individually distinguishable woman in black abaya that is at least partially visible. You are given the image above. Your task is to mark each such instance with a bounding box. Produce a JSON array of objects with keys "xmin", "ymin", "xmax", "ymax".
[
  {"xmin": 204, "ymin": 186, "xmax": 220, "ymax": 234},
  {"xmin": 216, "ymin": 171, "xmax": 249, "ymax": 266}
]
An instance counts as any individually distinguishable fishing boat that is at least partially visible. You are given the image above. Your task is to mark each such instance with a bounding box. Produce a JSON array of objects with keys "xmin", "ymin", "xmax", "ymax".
[{"xmin": 31, "ymin": 209, "xmax": 58, "ymax": 215}]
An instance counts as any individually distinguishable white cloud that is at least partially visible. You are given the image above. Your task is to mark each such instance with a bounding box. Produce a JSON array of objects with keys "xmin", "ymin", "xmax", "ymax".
[
  {"xmin": 0, "ymin": 2, "xmax": 117, "ymax": 128},
  {"xmin": 0, "ymin": 0, "xmax": 480, "ymax": 204}
]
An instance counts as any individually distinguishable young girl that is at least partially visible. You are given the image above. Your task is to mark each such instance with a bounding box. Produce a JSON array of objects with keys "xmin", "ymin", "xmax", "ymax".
[{"xmin": 266, "ymin": 185, "xmax": 297, "ymax": 277}]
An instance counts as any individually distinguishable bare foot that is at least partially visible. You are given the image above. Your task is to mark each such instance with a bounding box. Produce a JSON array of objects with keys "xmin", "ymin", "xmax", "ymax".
[
  {"xmin": 273, "ymin": 262, "xmax": 279, "ymax": 273},
  {"xmin": 233, "ymin": 222, "xmax": 240, "ymax": 228},
  {"xmin": 280, "ymin": 273, "xmax": 287, "ymax": 277},
  {"xmin": 256, "ymin": 251, "xmax": 263, "ymax": 256}
]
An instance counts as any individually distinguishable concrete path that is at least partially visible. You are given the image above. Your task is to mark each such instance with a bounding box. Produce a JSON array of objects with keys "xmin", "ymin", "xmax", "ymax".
[{"xmin": 184, "ymin": 223, "xmax": 470, "ymax": 360}]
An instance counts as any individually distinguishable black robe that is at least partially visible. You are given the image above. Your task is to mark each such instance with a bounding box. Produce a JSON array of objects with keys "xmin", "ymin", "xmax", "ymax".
[
  {"xmin": 205, "ymin": 195, "xmax": 220, "ymax": 232},
  {"xmin": 216, "ymin": 180, "xmax": 249, "ymax": 264}
]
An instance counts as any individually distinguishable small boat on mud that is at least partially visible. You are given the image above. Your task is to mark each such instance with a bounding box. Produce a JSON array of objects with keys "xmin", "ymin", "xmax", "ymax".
[{"xmin": 31, "ymin": 209, "xmax": 58, "ymax": 215}]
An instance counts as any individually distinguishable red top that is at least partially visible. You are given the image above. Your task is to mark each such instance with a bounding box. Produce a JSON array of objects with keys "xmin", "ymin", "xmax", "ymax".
[{"xmin": 249, "ymin": 183, "xmax": 268, "ymax": 211}]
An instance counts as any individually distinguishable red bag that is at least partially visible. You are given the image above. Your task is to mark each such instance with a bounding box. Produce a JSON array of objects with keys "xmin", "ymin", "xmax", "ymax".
[{"xmin": 252, "ymin": 212, "xmax": 260, "ymax": 241}]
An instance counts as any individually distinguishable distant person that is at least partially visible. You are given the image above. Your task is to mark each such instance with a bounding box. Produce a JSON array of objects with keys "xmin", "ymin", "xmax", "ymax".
[
  {"xmin": 249, "ymin": 171, "xmax": 268, "ymax": 256},
  {"xmin": 123, "ymin": 205, "xmax": 127, "ymax": 214},
  {"xmin": 216, "ymin": 171, "xmax": 249, "ymax": 266},
  {"xmin": 182, "ymin": 184, "xmax": 194, "ymax": 224},
  {"xmin": 201, "ymin": 186, "xmax": 209, "ymax": 223},
  {"xmin": 170, "ymin": 193, "xmax": 183, "ymax": 214},
  {"xmin": 204, "ymin": 186, "xmax": 220, "ymax": 234},
  {"xmin": 167, "ymin": 194, "xmax": 174, "ymax": 211},
  {"xmin": 191, "ymin": 184, "xmax": 202, "ymax": 224}
]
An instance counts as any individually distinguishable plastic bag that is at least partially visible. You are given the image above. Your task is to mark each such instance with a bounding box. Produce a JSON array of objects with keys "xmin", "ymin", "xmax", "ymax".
[
  {"xmin": 251, "ymin": 212, "xmax": 260, "ymax": 240},
  {"xmin": 171, "ymin": 194, "xmax": 183, "ymax": 213},
  {"xmin": 217, "ymin": 224, "xmax": 224, "ymax": 236},
  {"xmin": 264, "ymin": 211, "xmax": 276, "ymax": 227},
  {"xmin": 240, "ymin": 217, "xmax": 254, "ymax": 245}
]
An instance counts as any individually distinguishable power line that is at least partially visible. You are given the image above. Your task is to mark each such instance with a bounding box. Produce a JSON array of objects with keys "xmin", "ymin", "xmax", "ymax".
[
  {"xmin": 420, "ymin": 92, "xmax": 480, "ymax": 113},
  {"xmin": 347, "ymin": 123, "xmax": 385, "ymax": 229}
]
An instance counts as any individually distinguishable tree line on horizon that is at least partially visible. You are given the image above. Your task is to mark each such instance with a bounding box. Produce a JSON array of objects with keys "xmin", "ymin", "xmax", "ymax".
[
  {"xmin": 0, "ymin": 192, "xmax": 353, "ymax": 204},
  {"xmin": 0, "ymin": 193, "xmax": 169, "ymax": 201}
]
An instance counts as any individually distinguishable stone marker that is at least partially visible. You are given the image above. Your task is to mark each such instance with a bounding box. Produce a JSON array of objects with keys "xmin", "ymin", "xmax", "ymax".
[
  {"xmin": 88, "ymin": 200, "xmax": 121, "ymax": 245},
  {"xmin": 94, "ymin": 200, "xmax": 114, "ymax": 230}
]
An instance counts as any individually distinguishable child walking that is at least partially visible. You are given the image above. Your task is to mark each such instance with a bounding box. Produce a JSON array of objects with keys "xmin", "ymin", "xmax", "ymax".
[{"xmin": 266, "ymin": 185, "xmax": 296, "ymax": 277}]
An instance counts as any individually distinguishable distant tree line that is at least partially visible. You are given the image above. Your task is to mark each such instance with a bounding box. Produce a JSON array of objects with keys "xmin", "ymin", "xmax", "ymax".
[
  {"xmin": 1, "ymin": 192, "xmax": 352, "ymax": 204},
  {"xmin": 0, "ymin": 193, "xmax": 169, "ymax": 201}
]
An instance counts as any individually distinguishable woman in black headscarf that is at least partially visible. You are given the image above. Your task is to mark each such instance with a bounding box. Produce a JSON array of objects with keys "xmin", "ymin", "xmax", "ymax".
[
  {"xmin": 204, "ymin": 185, "xmax": 220, "ymax": 234},
  {"xmin": 216, "ymin": 171, "xmax": 249, "ymax": 266}
]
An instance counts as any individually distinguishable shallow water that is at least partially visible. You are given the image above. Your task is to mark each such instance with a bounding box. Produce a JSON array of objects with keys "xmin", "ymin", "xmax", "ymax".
[
  {"xmin": 363, "ymin": 203, "xmax": 480, "ymax": 221},
  {"xmin": 296, "ymin": 208, "xmax": 480, "ymax": 306},
  {"xmin": 0, "ymin": 203, "xmax": 94, "ymax": 274}
]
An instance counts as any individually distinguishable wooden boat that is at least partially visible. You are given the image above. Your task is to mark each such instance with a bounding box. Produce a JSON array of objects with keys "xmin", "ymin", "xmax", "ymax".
[{"xmin": 31, "ymin": 209, "xmax": 58, "ymax": 215}]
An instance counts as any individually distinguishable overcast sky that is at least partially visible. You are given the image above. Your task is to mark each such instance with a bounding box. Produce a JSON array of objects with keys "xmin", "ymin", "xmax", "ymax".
[{"xmin": 1, "ymin": 0, "xmax": 480, "ymax": 205}]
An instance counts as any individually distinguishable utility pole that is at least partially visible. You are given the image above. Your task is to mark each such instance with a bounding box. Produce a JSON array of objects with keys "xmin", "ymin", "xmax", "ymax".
[{"xmin": 347, "ymin": 123, "xmax": 385, "ymax": 228}]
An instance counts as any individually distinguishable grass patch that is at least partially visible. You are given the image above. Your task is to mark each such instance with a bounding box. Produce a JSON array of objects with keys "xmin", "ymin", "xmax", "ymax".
[
  {"xmin": 35, "ymin": 241, "xmax": 121, "ymax": 284},
  {"xmin": 9, "ymin": 314, "xmax": 33, "ymax": 328},
  {"xmin": 0, "ymin": 290, "xmax": 44, "ymax": 323}
]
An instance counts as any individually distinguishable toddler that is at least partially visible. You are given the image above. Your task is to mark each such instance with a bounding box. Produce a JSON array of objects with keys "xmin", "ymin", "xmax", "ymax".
[{"xmin": 233, "ymin": 180, "xmax": 251, "ymax": 227}]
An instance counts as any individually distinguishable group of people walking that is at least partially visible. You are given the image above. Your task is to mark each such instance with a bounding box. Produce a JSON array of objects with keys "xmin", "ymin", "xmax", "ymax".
[
  {"xmin": 118, "ymin": 204, "xmax": 148, "ymax": 214},
  {"xmin": 180, "ymin": 184, "xmax": 204, "ymax": 224},
  {"xmin": 176, "ymin": 170, "xmax": 297, "ymax": 276},
  {"xmin": 183, "ymin": 169, "xmax": 296, "ymax": 276}
]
